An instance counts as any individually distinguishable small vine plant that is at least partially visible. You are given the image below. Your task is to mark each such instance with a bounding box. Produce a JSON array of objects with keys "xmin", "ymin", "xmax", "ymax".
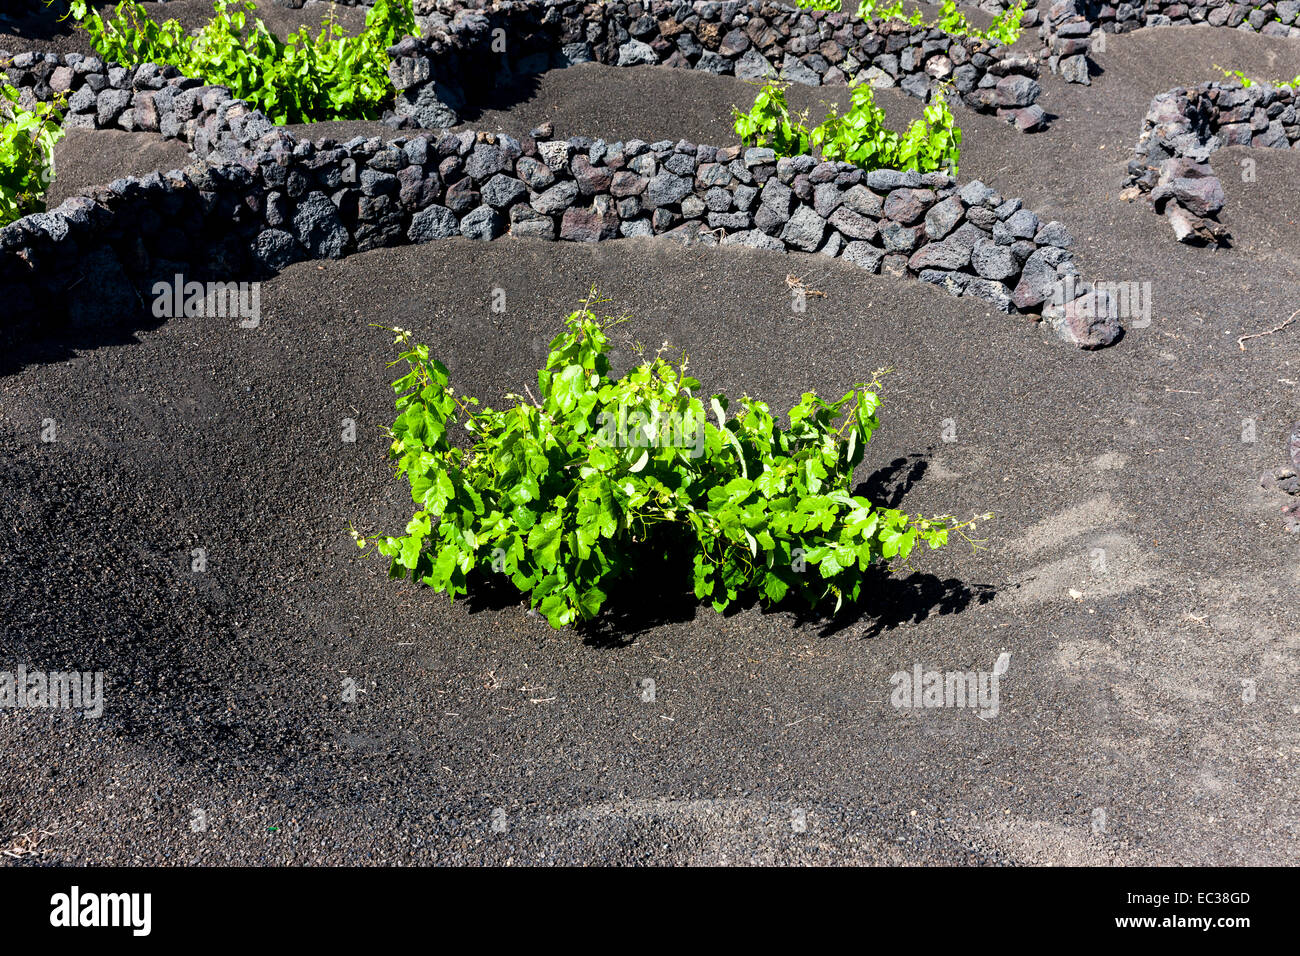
[
  {"xmin": 817, "ymin": 0, "xmax": 1028, "ymax": 46},
  {"xmin": 1215, "ymin": 66, "xmax": 1300, "ymax": 90},
  {"xmin": 733, "ymin": 79, "xmax": 962, "ymax": 175},
  {"xmin": 356, "ymin": 298, "xmax": 988, "ymax": 629},
  {"xmin": 0, "ymin": 84, "xmax": 65, "ymax": 226},
  {"xmin": 62, "ymin": 0, "xmax": 418, "ymax": 125}
]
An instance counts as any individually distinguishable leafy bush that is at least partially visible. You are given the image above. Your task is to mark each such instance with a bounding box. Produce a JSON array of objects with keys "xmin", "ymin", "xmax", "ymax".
[
  {"xmin": 730, "ymin": 81, "xmax": 812, "ymax": 155},
  {"xmin": 813, "ymin": 82, "xmax": 962, "ymax": 175},
  {"xmin": 799, "ymin": 0, "xmax": 1027, "ymax": 45},
  {"xmin": 359, "ymin": 301, "xmax": 984, "ymax": 629},
  {"xmin": 855, "ymin": 0, "xmax": 924, "ymax": 27},
  {"xmin": 64, "ymin": 0, "xmax": 417, "ymax": 125},
  {"xmin": 1216, "ymin": 66, "xmax": 1300, "ymax": 90},
  {"xmin": 981, "ymin": 2, "xmax": 1027, "ymax": 46},
  {"xmin": 0, "ymin": 84, "xmax": 65, "ymax": 226},
  {"xmin": 733, "ymin": 79, "xmax": 962, "ymax": 175},
  {"xmin": 928, "ymin": 1, "xmax": 1027, "ymax": 45}
]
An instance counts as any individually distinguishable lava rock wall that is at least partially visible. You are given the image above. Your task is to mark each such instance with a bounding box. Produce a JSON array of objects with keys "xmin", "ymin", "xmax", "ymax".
[
  {"xmin": 2, "ymin": 16, "xmax": 1117, "ymax": 349},
  {"xmin": 1040, "ymin": 0, "xmax": 1300, "ymax": 88},
  {"xmin": 1126, "ymin": 79, "xmax": 1300, "ymax": 245},
  {"xmin": 389, "ymin": 0, "xmax": 1049, "ymax": 132},
  {"xmin": 0, "ymin": 118, "xmax": 1099, "ymax": 345}
]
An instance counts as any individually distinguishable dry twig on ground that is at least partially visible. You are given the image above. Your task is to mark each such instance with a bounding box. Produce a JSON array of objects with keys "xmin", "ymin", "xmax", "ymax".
[{"xmin": 1237, "ymin": 308, "xmax": 1299, "ymax": 351}]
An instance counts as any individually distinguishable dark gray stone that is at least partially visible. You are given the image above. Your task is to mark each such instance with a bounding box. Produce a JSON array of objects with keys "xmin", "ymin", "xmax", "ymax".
[
  {"xmin": 481, "ymin": 174, "xmax": 528, "ymax": 209},
  {"xmin": 840, "ymin": 184, "xmax": 883, "ymax": 218},
  {"xmin": 964, "ymin": 276, "xmax": 1014, "ymax": 312},
  {"xmin": 252, "ymin": 228, "xmax": 302, "ymax": 270},
  {"xmin": 516, "ymin": 157, "xmax": 555, "ymax": 191},
  {"xmin": 841, "ymin": 241, "xmax": 884, "ymax": 273},
  {"xmin": 918, "ymin": 269, "xmax": 969, "ymax": 296},
  {"xmin": 460, "ymin": 205, "xmax": 504, "ymax": 241},
  {"xmin": 96, "ymin": 88, "xmax": 132, "ymax": 125},
  {"xmin": 735, "ymin": 49, "xmax": 776, "ymax": 81},
  {"xmin": 645, "ymin": 172, "xmax": 693, "ymax": 207},
  {"xmin": 880, "ymin": 221, "xmax": 921, "ymax": 253},
  {"xmin": 971, "ymin": 238, "xmax": 1017, "ymax": 281},
  {"xmin": 532, "ymin": 180, "xmax": 579, "ymax": 215},
  {"xmin": 924, "ymin": 196, "xmax": 964, "ymax": 239},
  {"xmin": 828, "ymin": 205, "xmax": 878, "ymax": 241},
  {"xmin": 1012, "ymin": 246, "xmax": 1072, "ymax": 309},
  {"xmin": 1034, "ymin": 220, "xmax": 1073, "ymax": 248},
  {"xmin": 721, "ymin": 230, "xmax": 785, "ymax": 252},
  {"xmin": 780, "ymin": 206, "xmax": 826, "ymax": 251},
  {"xmin": 292, "ymin": 191, "xmax": 348, "ymax": 259},
  {"xmin": 408, "ymin": 204, "xmax": 459, "ymax": 242}
]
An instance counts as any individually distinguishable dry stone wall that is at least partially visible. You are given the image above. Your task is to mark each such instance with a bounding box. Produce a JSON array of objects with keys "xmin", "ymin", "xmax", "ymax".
[
  {"xmin": 1, "ymin": 12, "xmax": 1118, "ymax": 349},
  {"xmin": 388, "ymin": 0, "xmax": 1049, "ymax": 133},
  {"xmin": 1126, "ymin": 79, "xmax": 1300, "ymax": 245}
]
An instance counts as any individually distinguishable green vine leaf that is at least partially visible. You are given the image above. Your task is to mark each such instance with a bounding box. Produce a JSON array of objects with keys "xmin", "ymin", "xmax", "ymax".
[{"xmin": 361, "ymin": 302, "xmax": 988, "ymax": 629}]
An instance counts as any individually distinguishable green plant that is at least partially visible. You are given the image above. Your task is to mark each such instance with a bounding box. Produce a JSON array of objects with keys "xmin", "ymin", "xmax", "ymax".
[
  {"xmin": 891, "ymin": 86, "xmax": 963, "ymax": 174},
  {"xmin": 0, "ymin": 84, "xmax": 65, "ymax": 226},
  {"xmin": 1216, "ymin": 66, "xmax": 1300, "ymax": 90},
  {"xmin": 358, "ymin": 300, "xmax": 985, "ymax": 629},
  {"xmin": 730, "ymin": 81, "xmax": 812, "ymax": 155},
  {"xmin": 735, "ymin": 80, "xmax": 962, "ymax": 175},
  {"xmin": 63, "ymin": 0, "xmax": 417, "ymax": 125},
  {"xmin": 809, "ymin": 81, "xmax": 895, "ymax": 170},
  {"xmin": 853, "ymin": 0, "xmax": 1025, "ymax": 42},
  {"xmin": 983, "ymin": 2, "xmax": 1027, "ymax": 46},
  {"xmin": 857, "ymin": 0, "xmax": 925, "ymax": 26},
  {"xmin": 934, "ymin": 0, "xmax": 972, "ymax": 34}
]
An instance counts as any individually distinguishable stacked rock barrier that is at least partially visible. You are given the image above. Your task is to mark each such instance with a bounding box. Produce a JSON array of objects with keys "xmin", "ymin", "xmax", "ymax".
[
  {"xmin": 2, "ymin": 6, "xmax": 1120, "ymax": 348},
  {"xmin": 1126, "ymin": 79, "xmax": 1300, "ymax": 245},
  {"xmin": 1, "ymin": 117, "xmax": 1108, "ymax": 344},
  {"xmin": 388, "ymin": 0, "xmax": 1050, "ymax": 132}
]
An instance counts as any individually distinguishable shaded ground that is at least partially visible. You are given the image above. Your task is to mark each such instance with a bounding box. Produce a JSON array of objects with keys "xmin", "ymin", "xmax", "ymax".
[
  {"xmin": 48, "ymin": 129, "xmax": 192, "ymax": 206},
  {"xmin": 2, "ymin": 25, "xmax": 1299, "ymax": 865}
]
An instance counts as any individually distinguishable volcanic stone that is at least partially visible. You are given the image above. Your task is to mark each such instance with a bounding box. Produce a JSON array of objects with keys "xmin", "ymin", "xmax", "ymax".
[
  {"xmin": 460, "ymin": 205, "xmax": 504, "ymax": 240},
  {"xmin": 408, "ymin": 204, "xmax": 459, "ymax": 242}
]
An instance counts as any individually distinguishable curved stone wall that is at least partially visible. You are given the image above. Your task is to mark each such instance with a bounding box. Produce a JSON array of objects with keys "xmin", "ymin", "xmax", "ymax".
[
  {"xmin": 1042, "ymin": 0, "xmax": 1300, "ymax": 88},
  {"xmin": 1, "ymin": 117, "xmax": 1092, "ymax": 342},
  {"xmin": 389, "ymin": 0, "xmax": 1049, "ymax": 132},
  {"xmin": 1125, "ymin": 79, "xmax": 1300, "ymax": 245},
  {"xmin": 2, "ymin": 9, "xmax": 1114, "ymax": 349}
]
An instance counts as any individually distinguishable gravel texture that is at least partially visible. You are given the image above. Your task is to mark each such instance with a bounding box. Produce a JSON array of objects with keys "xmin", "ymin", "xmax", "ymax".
[{"xmin": 48, "ymin": 129, "xmax": 192, "ymax": 207}]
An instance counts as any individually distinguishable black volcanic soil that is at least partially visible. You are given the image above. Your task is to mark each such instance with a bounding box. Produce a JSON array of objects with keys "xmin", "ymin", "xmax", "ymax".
[
  {"xmin": 2, "ymin": 24, "xmax": 1299, "ymax": 865},
  {"xmin": 46, "ymin": 129, "xmax": 192, "ymax": 206}
]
